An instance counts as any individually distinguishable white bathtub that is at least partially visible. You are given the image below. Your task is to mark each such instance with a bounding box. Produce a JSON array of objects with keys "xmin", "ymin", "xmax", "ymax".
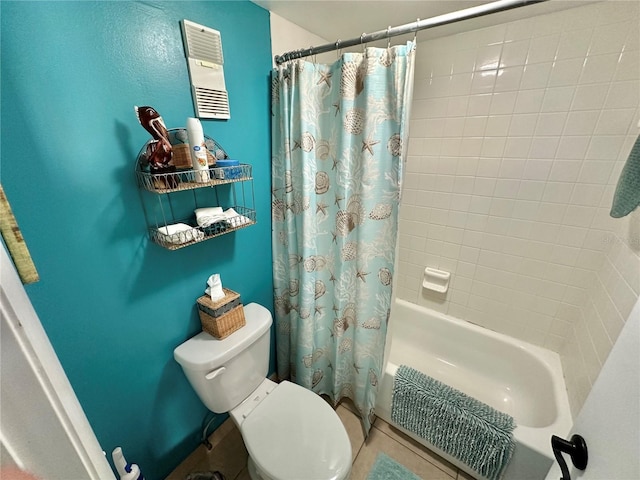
[{"xmin": 376, "ymin": 299, "xmax": 572, "ymax": 480}]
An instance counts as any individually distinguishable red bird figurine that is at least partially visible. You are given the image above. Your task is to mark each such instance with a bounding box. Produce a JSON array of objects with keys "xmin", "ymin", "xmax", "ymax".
[{"xmin": 135, "ymin": 106, "xmax": 179, "ymax": 188}]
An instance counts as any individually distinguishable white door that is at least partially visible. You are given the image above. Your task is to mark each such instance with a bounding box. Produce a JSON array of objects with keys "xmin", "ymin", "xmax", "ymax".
[
  {"xmin": 0, "ymin": 244, "xmax": 115, "ymax": 480},
  {"xmin": 546, "ymin": 298, "xmax": 640, "ymax": 480}
]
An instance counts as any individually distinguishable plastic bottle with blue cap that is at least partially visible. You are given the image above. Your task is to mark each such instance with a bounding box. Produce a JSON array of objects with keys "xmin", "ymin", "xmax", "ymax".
[
  {"xmin": 214, "ymin": 159, "xmax": 241, "ymax": 180},
  {"xmin": 112, "ymin": 447, "xmax": 145, "ymax": 480}
]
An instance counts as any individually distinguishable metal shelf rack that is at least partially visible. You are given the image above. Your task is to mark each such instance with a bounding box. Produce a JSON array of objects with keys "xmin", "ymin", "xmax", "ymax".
[{"xmin": 135, "ymin": 133, "xmax": 256, "ymax": 250}]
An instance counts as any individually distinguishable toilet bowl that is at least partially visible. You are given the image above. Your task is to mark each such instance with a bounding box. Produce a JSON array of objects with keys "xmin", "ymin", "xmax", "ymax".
[
  {"xmin": 232, "ymin": 379, "xmax": 351, "ymax": 480},
  {"xmin": 174, "ymin": 303, "xmax": 351, "ymax": 480}
]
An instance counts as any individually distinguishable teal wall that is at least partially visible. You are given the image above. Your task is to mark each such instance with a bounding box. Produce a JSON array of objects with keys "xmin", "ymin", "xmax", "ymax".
[{"xmin": 1, "ymin": 2, "xmax": 273, "ymax": 478}]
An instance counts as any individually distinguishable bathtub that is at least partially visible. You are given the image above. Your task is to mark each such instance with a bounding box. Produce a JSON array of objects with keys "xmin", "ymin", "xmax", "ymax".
[{"xmin": 376, "ymin": 299, "xmax": 572, "ymax": 480}]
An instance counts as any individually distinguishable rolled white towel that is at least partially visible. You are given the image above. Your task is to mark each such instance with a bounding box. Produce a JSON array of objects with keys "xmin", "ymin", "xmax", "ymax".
[
  {"xmin": 195, "ymin": 207, "xmax": 226, "ymax": 227},
  {"xmin": 157, "ymin": 223, "xmax": 204, "ymax": 244},
  {"xmin": 224, "ymin": 208, "xmax": 252, "ymax": 228}
]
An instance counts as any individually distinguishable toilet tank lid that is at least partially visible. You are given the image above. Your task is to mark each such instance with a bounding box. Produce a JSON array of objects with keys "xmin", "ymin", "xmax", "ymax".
[{"xmin": 174, "ymin": 303, "xmax": 272, "ymax": 371}]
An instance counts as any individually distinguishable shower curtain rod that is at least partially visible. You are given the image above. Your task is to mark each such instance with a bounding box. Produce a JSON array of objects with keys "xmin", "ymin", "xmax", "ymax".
[{"xmin": 274, "ymin": 0, "xmax": 545, "ymax": 65}]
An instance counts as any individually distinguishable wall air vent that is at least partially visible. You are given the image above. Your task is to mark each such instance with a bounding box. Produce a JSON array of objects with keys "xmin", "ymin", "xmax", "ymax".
[{"xmin": 180, "ymin": 19, "xmax": 230, "ymax": 119}]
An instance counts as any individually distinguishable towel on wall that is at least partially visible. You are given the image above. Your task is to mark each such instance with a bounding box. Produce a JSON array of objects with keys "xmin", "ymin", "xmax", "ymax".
[{"xmin": 611, "ymin": 134, "xmax": 640, "ymax": 218}]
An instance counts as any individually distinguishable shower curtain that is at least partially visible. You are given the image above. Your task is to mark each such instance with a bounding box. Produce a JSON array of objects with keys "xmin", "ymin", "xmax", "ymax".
[{"xmin": 271, "ymin": 41, "xmax": 415, "ymax": 433}]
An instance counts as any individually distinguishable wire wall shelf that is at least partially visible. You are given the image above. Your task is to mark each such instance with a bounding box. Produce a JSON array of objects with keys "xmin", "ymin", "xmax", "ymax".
[
  {"xmin": 149, "ymin": 205, "xmax": 257, "ymax": 250},
  {"xmin": 136, "ymin": 164, "xmax": 254, "ymax": 194},
  {"xmin": 135, "ymin": 132, "xmax": 256, "ymax": 250}
]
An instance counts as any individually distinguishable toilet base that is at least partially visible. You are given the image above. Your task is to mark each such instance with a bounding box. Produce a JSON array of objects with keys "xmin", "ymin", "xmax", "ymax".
[
  {"xmin": 246, "ymin": 452, "xmax": 351, "ymax": 480},
  {"xmin": 247, "ymin": 456, "xmax": 266, "ymax": 480}
]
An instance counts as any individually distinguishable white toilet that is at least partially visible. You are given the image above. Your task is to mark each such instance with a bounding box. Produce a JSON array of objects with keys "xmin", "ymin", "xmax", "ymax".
[{"xmin": 174, "ymin": 302, "xmax": 352, "ymax": 480}]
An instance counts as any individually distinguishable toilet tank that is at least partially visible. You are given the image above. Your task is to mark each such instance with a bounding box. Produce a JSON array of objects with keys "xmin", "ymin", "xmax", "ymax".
[{"xmin": 174, "ymin": 303, "xmax": 272, "ymax": 413}]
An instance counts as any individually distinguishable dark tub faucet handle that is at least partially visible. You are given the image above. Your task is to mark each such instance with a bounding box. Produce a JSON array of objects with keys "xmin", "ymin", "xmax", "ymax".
[{"xmin": 551, "ymin": 434, "xmax": 588, "ymax": 480}]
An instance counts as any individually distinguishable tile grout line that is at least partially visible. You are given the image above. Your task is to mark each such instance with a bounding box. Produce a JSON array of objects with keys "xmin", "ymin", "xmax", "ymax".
[
  {"xmin": 371, "ymin": 422, "xmax": 459, "ymax": 479},
  {"xmin": 351, "ymin": 437, "xmax": 366, "ymax": 470}
]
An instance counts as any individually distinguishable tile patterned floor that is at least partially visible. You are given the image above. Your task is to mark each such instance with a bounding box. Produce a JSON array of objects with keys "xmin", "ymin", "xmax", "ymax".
[{"xmin": 166, "ymin": 400, "xmax": 476, "ymax": 480}]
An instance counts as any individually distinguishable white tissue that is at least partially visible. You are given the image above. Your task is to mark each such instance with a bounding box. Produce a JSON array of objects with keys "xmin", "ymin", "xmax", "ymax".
[
  {"xmin": 195, "ymin": 207, "xmax": 226, "ymax": 227},
  {"xmin": 223, "ymin": 208, "xmax": 252, "ymax": 228},
  {"xmin": 157, "ymin": 223, "xmax": 204, "ymax": 245},
  {"xmin": 205, "ymin": 274, "xmax": 225, "ymax": 302}
]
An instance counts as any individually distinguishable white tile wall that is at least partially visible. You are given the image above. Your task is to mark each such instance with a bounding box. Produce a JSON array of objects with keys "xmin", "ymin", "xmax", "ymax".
[{"xmin": 398, "ymin": 1, "xmax": 640, "ymax": 415}]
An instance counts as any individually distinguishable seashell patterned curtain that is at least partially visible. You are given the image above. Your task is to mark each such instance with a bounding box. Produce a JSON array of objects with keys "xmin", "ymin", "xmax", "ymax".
[{"xmin": 271, "ymin": 41, "xmax": 415, "ymax": 434}]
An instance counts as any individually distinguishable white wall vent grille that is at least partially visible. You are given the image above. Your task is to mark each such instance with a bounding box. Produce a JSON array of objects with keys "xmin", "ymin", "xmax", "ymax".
[
  {"xmin": 194, "ymin": 87, "xmax": 230, "ymax": 117},
  {"xmin": 180, "ymin": 19, "xmax": 230, "ymax": 119}
]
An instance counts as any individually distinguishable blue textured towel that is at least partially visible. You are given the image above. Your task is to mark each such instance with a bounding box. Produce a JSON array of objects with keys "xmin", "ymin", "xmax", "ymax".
[
  {"xmin": 611, "ymin": 134, "xmax": 640, "ymax": 218},
  {"xmin": 391, "ymin": 365, "xmax": 515, "ymax": 480}
]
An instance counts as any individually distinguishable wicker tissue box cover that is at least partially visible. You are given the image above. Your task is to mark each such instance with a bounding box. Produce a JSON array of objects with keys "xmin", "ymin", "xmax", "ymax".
[{"xmin": 197, "ymin": 288, "xmax": 245, "ymax": 339}]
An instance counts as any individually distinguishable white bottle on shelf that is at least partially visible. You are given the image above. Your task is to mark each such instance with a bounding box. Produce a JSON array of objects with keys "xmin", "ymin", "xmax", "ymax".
[{"xmin": 186, "ymin": 117, "xmax": 210, "ymax": 183}]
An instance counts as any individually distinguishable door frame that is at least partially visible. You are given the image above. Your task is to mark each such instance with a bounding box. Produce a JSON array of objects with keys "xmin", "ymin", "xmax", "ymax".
[{"xmin": 1, "ymin": 244, "xmax": 115, "ymax": 479}]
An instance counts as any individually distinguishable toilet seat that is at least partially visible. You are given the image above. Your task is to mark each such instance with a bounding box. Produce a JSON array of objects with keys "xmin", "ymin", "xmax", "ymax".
[{"xmin": 240, "ymin": 381, "xmax": 352, "ymax": 480}]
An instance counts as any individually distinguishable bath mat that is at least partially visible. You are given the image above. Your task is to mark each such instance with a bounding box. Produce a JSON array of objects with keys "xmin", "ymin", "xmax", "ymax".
[
  {"xmin": 391, "ymin": 365, "xmax": 515, "ymax": 480},
  {"xmin": 366, "ymin": 453, "xmax": 421, "ymax": 480}
]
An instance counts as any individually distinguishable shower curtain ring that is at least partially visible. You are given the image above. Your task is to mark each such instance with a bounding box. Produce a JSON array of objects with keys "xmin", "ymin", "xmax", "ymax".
[
  {"xmin": 387, "ymin": 26, "xmax": 391, "ymax": 48},
  {"xmin": 414, "ymin": 19, "xmax": 420, "ymax": 43},
  {"xmin": 361, "ymin": 33, "xmax": 366, "ymax": 53},
  {"xmin": 336, "ymin": 39, "xmax": 341, "ymax": 59}
]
